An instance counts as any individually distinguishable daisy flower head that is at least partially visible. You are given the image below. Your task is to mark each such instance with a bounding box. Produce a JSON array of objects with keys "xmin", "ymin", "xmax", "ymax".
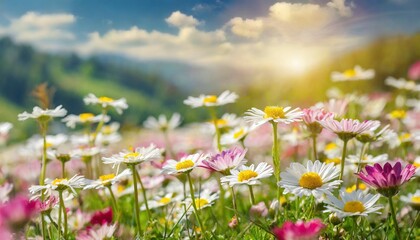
[
  {"xmin": 302, "ymin": 108, "xmax": 334, "ymax": 135},
  {"xmin": 356, "ymin": 161, "xmax": 417, "ymax": 197},
  {"xmin": 102, "ymin": 144, "xmax": 162, "ymax": 167},
  {"xmin": 143, "ymin": 113, "xmax": 181, "ymax": 131},
  {"xmin": 199, "ymin": 148, "xmax": 247, "ymax": 175},
  {"xmin": 346, "ymin": 154, "xmax": 388, "ymax": 165},
  {"xmin": 221, "ymin": 162, "xmax": 273, "ymax": 186},
  {"xmin": 18, "ymin": 105, "xmax": 67, "ymax": 122},
  {"xmin": 0, "ymin": 122, "xmax": 13, "ymax": 136},
  {"xmin": 400, "ymin": 190, "xmax": 420, "ymax": 211},
  {"xmin": 320, "ymin": 118, "xmax": 380, "ymax": 141},
  {"xmin": 387, "ymin": 109, "xmax": 407, "ymax": 120},
  {"xmin": 62, "ymin": 113, "xmax": 110, "ymax": 128},
  {"xmin": 162, "ymin": 153, "xmax": 207, "ymax": 175},
  {"xmin": 356, "ymin": 124, "xmax": 390, "ymax": 143},
  {"xmin": 84, "ymin": 169, "xmax": 132, "ymax": 190},
  {"xmin": 324, "ymin": 190, "xmax": 382, "ymax": 218},
  {"xmin": 29, "ymin": 175, "xmax": 87, "ymax": 198},
  {"xmin": 142, "ymin": 192, "xmax": 183, "ymax": 210},
  {"xmin": 77, "ymin": 224, "xmax": 117, "ymax": 240},
  {"xmin": 186, "ymin": 189, "xmax": 219, "ymax": 211},
  {"xmin": 183, "ymin": 90, "xmax": 238, "ymax": 108},
  {"xmin": 83, "ymin": 93, "xmax": 128, "ymax": 114},
  {"xmin": 279, "ymin": 160, "xmax": 341, "ymax": 198},
  {"xmin": 221, "ymin": 125, "xmax": 253, "ymax": 145},
  {"xmin": 272, "ymin": 219, "xmax": 325, "ymax": 240},
  {"xmin": 244, "ymin": 106, "xmax": 303, "ymax": 128},
  {"xmin": 331, "ymin": 65, "xmax": 375, "ymax": 82},
  {"xmin": 315, "ymin": 98, "xmax": 349, "ymax": 118},
  {"xmin": 385, "ymin": 77, "xmax": 420, "ymax": 92}
]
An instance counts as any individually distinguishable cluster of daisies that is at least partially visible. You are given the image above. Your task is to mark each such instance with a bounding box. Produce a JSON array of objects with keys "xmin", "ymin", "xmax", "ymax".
[{"xmin": 0, "ymin": 62, "xmax": 419, "ymax": 240}]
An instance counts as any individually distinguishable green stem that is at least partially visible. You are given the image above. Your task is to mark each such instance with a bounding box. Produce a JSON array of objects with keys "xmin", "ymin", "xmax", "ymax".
[
  {"xmin": 339, "ymin": 139, "xmax": 349, "ymax": 181},
  {"xmin": 248, "ymin": 185, "xmax": 255, "ymax": 205},
  {"xmin": 90, "ymin": 108, "xmax": 107, "ymax": 146},
  {"xmin": 312, "ymin": 134, "xmax": 318, "ymax": 161},
  {"xmin": 388, "ymin": 196, "xmax": 401, "ymax": 240},
  {"xmin": 187, "ymin": 173, "xmax": 206, "ymax": 237},
  {"xmin": 406, "ymin": 211, "xmax": 419, "ymax": 240},
  {"xmin": 58, "ymin": 200, "xmax": 62, "ymax": 240},
  {"xmin": 61, "ymin": 161, "xmax": 66, "ymax": 178},
  {"xmin": 163, "ymin": 130, "xmax": 175, "ymax": 159},
  {"xmin": 130, "ymin": 165, "xmax": 143, "ymax": 237},
  {"xmin": 271, "ymin": 122, "xmax": 281, "ymax": 221},
  {"xmin": 209, "ymin": 107, "xmax": 222, "ymax": 151},
  {"xmin": 229, "ymin": 187, "xmax": 239, "ymax": 218},
  {"xmin": 107, "ymin": 186, "xmax": 120, "ymax": 221},
  {"xmin": 356, "ymin": 143, "xmax": 368, "ymax": 189},
  {"xmin": 39, "ymin": 122, "xmax": 48, "ymax": 240},
  {"xmin": 59, "ymin": 191, "xmax": 68, "ymax": 240},
  {"xmin": 136, "ymin": 168, "xmax": 151, "ymax": 219}
]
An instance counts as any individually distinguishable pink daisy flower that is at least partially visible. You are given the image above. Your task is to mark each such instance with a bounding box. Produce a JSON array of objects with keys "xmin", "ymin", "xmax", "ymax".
[
  {"xmin": 302, "ymin": 108, "xmax": 334, "ymax": 135},
  {"xmin": 199, "ymin": 148, "xmax": 247, "ymax": 175},
  {"xmin": 356, "ymin": 161, "xmax": 417, "ymax": 197},
  {"xmin": 320, "ymin": 119, "xmax": 380, "ymax": 141},
  {"xmin": 272, "ymin": 219, "xmax": 325, "ymax": 240}
]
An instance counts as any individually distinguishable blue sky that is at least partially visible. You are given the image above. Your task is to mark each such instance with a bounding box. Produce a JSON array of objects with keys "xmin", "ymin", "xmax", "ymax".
[{"xmin": 0, "ymin": 0, "xmax": 419, "ymax": 83}]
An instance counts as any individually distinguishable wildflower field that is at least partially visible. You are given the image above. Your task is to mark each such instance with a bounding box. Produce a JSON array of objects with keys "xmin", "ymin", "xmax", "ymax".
[{"xmin": 0, "ymin": 63, "xmax": 419, "ymax": 240}]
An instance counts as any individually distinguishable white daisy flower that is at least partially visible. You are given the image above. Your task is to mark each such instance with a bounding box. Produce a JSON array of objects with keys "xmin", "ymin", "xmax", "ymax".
[
  {"xmin": 0, "ymin": 122, "xmax": 13, "ymax": 135},
  {"xmin": 186, "ymin": 189, "xmax": 219, "ymax": 211},
  {"xmin": 162, "ymin": 153, "xmax": 207, "ymax": 175},
  {"xmin": 279, "ymin": 160, "xmax": 341, "ymax": 198},
  {"xmin": 244, "ymin": 106, "xmax": 303, "ymax": 128},
  {"xmin": 346, "ymin": 154, "xmax": 388, "ymax": 165},
  {"xmin": 221, "ymin": 125, "xmax": 252, "ymax": 145},
  {"xmin": 83, "ymin": 93, "xmax": 128, "ymax": 114},
  {"xmin": 18, "ymin": 105, "xmax": 67, "ymax": 121},
  {"xmin": 78, "ymin": 224, "xmax": 117, "ymax": 240},
  {"xmin": 0, "ymin": 183, "xmax": 13, "ymax": 203},
  {"xmin": 29, "ymin": 175, "xmax": 87, "ymax": 198},
  {"xmin": 102, "ymin": 144, "xmax": 162, "ymax": 167},
  {"xmin": 385, "ymin": 77, "xmax": 420, "ymax": 92},
  {"xmin": 101, "ymin": 122, "xmax": 120, "ymax": 135},
  {"xmin": 62, "ymin": 113, "xmax": 110, "ymax": 128},
  {"xmin": 324, "ymin": 190, "xmax": 383, "ymax": 218},
  {"xmin": 209, "ymin": 113, "xmax": 240, "ymax": 131},
  {"xmin": 400, "ymin": 190, "xmax": 420, "ymax": 211},
  {"xmin": 331, "ymin": 65, "xmax": 375, "ymax": 82},
  {"xmin": 183, "ymin": 90, "xmax": 238, "ymax": 108},
  {"xmin": 71, "ymin": 147, "xmax": 102, "ymax": 161},
  {"xmin": 143, "ymin": 113, "xmax": 181, "ymax": 131},
  {"xmin": 141, "ymin": 192, "xmax": 183, "ymax": 210},
  {"xmin": 221, "ymin": 162, "xmax": 273, "ymax": 186},
  {"xmin": 84, "ymin": 169, "xmax": 132, "ymax": 190}
]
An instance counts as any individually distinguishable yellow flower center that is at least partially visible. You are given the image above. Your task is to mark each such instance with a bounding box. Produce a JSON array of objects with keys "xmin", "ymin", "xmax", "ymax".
[
  {"xmin": 124, "ymin": 152, "xmax": 140, "ymax": 159},
  {"xmin": 117, "ymin": 185, "xmax": 125, "ymax": 193},
  {"xmin": 299, "ymin": 172, "xmax": 323, "ymax": 189},
  {"xmin": 45, "ymin": 142, "xmax": 53, "ymax": 149},
  {"xmin": 99, "ymin": 173, "xmax": 115, "ymax": 182},
  {"xmin": 325, "ymin": 142, "xmax": 337, "ymax": 151},
  {"xmin": 159, "ymin": 197, "xmax": 171, "ymax": 205},
  {"xmin": 264, "ymin": 106, "xmax": 286, "ymax": 119},
  {"xmin": 411, "ymin": 196, "xmax": 420, "ymax": 204},
  {"xmin": 52, "ymin": 178, "xmax": 67, "ymax": 186},
  {"xmin": 345, "ymin": 184, "xmax": 366, "ymax": 193},
  {"xmin": 389, "ymin": 110, "xmax": 406, "ymax": 119},
  {"xmin": 413, "ymin": 162, "xmax": 420, "ymax": 168},
  {"xmin": 102, "ymin": 126, "xmax": 113, "ymax": 135},
  {"xmin": 216, "ymin": 119, "xmax": 228, "ymax": 126},
  {"xmin": 175, "ymin": 160, "xmax": 194, "ymax": 171},
  {"xmin": 203, "ymin": 95, "xmax": 218, "ymax": 103},
  {"xmin": 343, "ymin": 69, "xmax": 356, "ymax": 77},
  {"xmin": 343, "ymin": 201, "xmax": 365, "ymax": 213},
  {"xmin": 233, "ymin": 128, "xmax": 245, "ymax": 139},
  {"xmin": 399, "ymin": 133, "xmax": 411, "ymax": 142},
  {"xmin": 325, "ymin": 158, "xmax": 341, "ymax": 165},
  {"xmin": 79, "ymin": 113, "xmax": 94, "ymax": 121},
  {"xmin": 237, "ymin": 170, "xmax": 258, "ymax": 182},
  {"xmin": 195, "ymin": 198, "xmax": 209, "ymax": 209},
  {"xmin": 98, "ymin": 96, "xmax": 114, "ymax": 103}
]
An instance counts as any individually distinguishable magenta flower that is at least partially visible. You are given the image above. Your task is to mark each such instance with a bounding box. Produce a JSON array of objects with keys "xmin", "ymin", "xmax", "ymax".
[
  {"xmin": 0, "ymin": 196, "xmax": 39, "ymax": 231},
  {"xmin": 199, "ymin": 148, "xmax": 247, "ymax": 175},
  {"xmin": 89, "ymin": 207, "xmax": 113, "ymax": 226},
  {"xmin": 36, "ymin": 196, "xmax": 59, "ymax": 214},
  {"xmin": 272, "ymin": 219, "xmax": 325, "ymax": 240},
  {"xmin": 408, "ymin": 61, "xmax": 420, "ymax": 80},
  {"xmin": 320, "ymin": 119, "xmax": 380, "ymax": 141},
  {"xmin": 356, "ymin": 161, "xmax": 417, "ymax": 197}
]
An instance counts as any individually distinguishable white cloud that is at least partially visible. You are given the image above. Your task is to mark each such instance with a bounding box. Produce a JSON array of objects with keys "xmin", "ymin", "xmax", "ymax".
[
  {"xmin": 165, "ymin": 11, "xmax": 200, "ymax": 28},
  {"xmin": 327, "ymin": 0, "xmax": 353, "ymax": 17},
  {"xmin": 229, "ymin": 17, "xmax": 263, "ymax": 39}
]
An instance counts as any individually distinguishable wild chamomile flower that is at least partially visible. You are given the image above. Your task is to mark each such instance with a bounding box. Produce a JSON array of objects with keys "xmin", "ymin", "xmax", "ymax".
[
  {"xmin": 18, "ymin": 105, "xmax": 67, "ymax": 122},
  {"xmin": 102, "ymin": 144, "xmax": 162, "ymax": 168},
  {"xmin": 279, "ymin": 160, "xmax": 341, "ymax": 198},
  {"xmin": 387, "ymin": 109, "xmax": 407, "ymax": 120},
  {"xmin": 84, "ymin": 169, "xmax": 131, "ymax": 190},
  {"xmin": 83, "ymin": 93, "xmax": 128, "ymax": 114},
  {"xmin": 221, "ymin": 162, "xmax": 273, "ymax": 186},
  {"xmin": 331, "ymin": 65, "xmax": 375, "ymax": 82},
  {"xmin": 29, "ymin": 175, "xmax": 87, "ymax": 198},
  {"xmin": 221, "ymin": 125, "xmax": 253, "ymax": 145},
  {"xmin": 186, "ymin": 189, "xmax": 219, "ymax": 211},
  {"xmin": 62, "ymin": 113, "xmax": 110, "ymax": 128},
  {"xmin": 142, "ymin": 193, "xmax": 182, "ymax": 210},
  {"xmin": 162, "ymin": 153, "xmax": 207, "ymax": 175},
  {"xmin": 315, "ymin": 98, "xmax": 349, "ymax": 118},
  {"xmin": 143, "ymin": 113, "xmax": 181, "ymax": 131},
  {"xmin": 385, "ymin": 77, "xmax": 420, "ymax": 91},
  {"xmin": 324, "ymin": 190, "xmax": 382, "ymax": 218},
  {"xmin": 400, "ymin": 190, "xmax": 420, "ymax": 210},
  {"xmin": 0, "ymin": 122, "xmax": 13, "ymax": 144},
  {"xmin": 244, "ymin": 106, "xmax": 303, "ymax": 128},
  {"xmin": 183, "ymin": 90, "xmax": 238, "ymax": 108}
]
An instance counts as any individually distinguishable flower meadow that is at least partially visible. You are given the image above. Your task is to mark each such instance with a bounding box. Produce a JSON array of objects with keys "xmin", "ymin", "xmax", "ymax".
[{"xmin": 0, "ymin": 64, "xmax": 420, "ymax": 240}]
